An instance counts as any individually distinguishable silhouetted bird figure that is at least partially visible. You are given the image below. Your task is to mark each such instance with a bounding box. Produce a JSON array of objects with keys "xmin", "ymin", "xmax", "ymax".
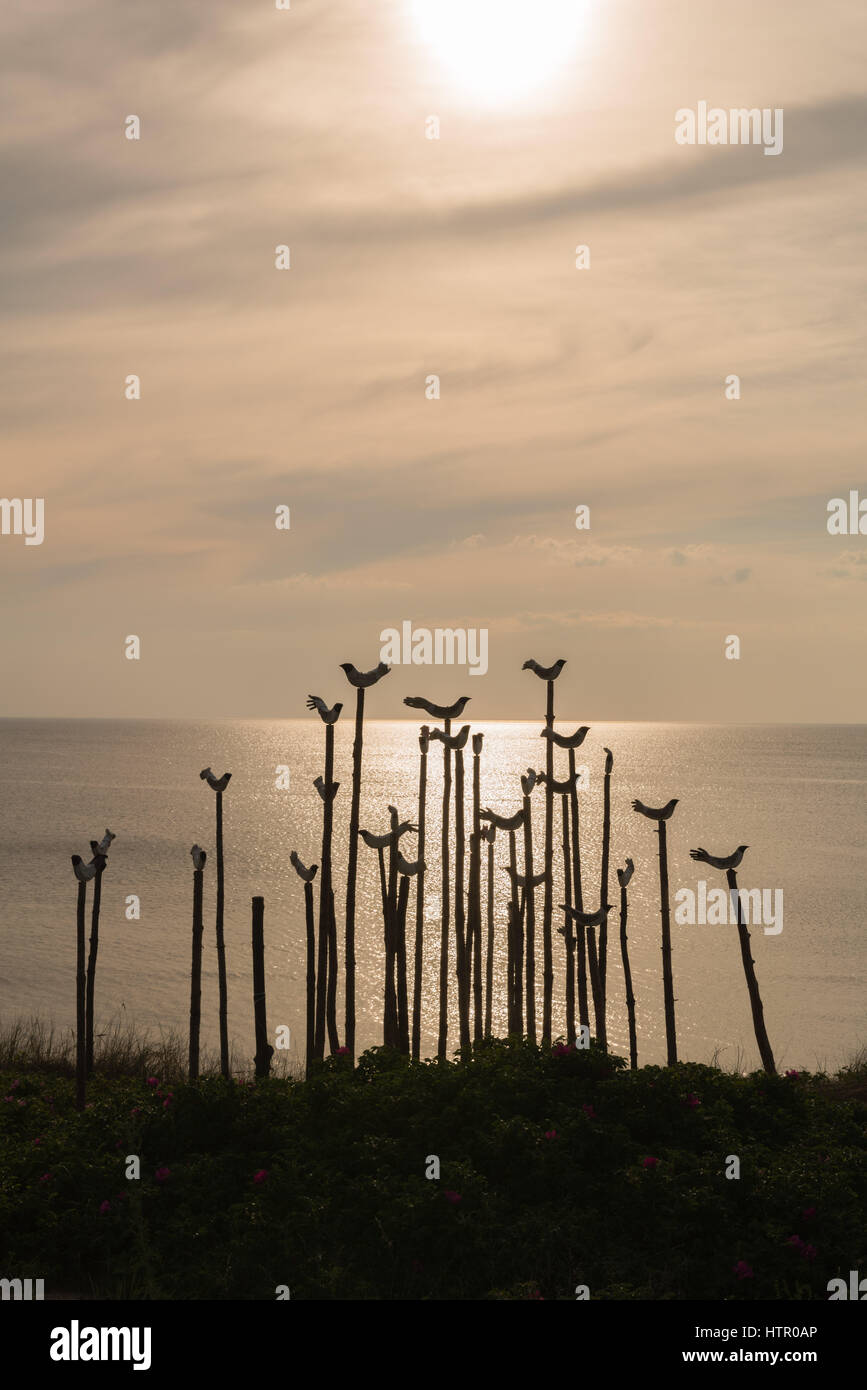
[
  {"xmin": 290, "ymin": 850, "xmax": 318, "ymax": 882},
  {"xmin": 340, "ymin": 662, "xmax": 391, "ymax": 688},
  {"xmin": 200, "ymin": 768, "xmax": 232, "ymax": 792},
  {"xmin": 559, "ymin": 902, "xmax": 613, "ymax": 927},
  {"xmin": 472, "ymin": 732, "xmax": 484, "ymax": 756},
  {"xmin": 690, "ymin": 845, "xmax": 749, "ymax": 871},
  {"xmin": 540, "ymin": 726, "xmax": 589, "ymax": 749},
  {"xmin": 306, "ymin": 695, "xmax": 343, "ymax": 724},
  {"xmin": 522, "ymin": 658, "xmax": 567, "ymax": 681},
  {"xmin": 190, "ymin": 845, "xmax": 207, "ymax": 871},
  {"xmin": 537, "ymin": 770, "xmax": 582, "ymax": 794},
  {"xmin": 396, "ymin": 851, "xmax": 426, "ymax": 877},
  {"xmin": 521, "ymin": 769, "xmax": 537, "ymax": 797},
  {"xmin": 632, "ymin": 798, "xmax": 678, "ymax": 821},
  {"xmin": 503, "ymin": 866, "xmax": 547, "ymax": 890},
  {"xmin": 89, "ymin": 829, "xmax": 115, "ymax": 857},
  {"xmin": 71, "ymin": 855, "xmax": 98, "ymax": 882},
  {"xmin": 314, "ymin": 775, "xmax": 339, "ymax": 803},
  {"xmin": 617, "ymin": 857, "xmax": 635, "ymax": 888},
  {"xmin": 480, "ymin": 807, "xmax": 525, "ymax": 831},
  {"xmin": 404, "ymin": 695, "xmax": 471, "ymax": 721},
  {"xmin": 429, "ymin": 724, "xmax": 470, "ymax": 751},
  {"xmin": 359, "ymin": 822, "xmax": 417, "ymax": 850}
]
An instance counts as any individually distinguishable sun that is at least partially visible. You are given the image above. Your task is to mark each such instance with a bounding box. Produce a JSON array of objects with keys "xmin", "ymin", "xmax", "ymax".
[{"xmin": 411, "ymin": 0, "xmax": 589, "ymax": 103}]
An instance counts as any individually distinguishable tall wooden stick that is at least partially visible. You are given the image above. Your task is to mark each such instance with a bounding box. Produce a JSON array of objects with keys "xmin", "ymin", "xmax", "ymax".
[
  {"xmin": 658, "ymin": 819, "xmax": 678, "ymax": 1066},
  {"xmin": 454, "ymin": 744, "xmax": 470, "ymax": 1051},
  {"xmin": 85, "ymin": 857, "xmax": 105, "ymax": 1077},
  {"xmin": 568, "ymin": 749, "xmax": 589, "ymax": 1030},
  {"xmin": 586, "ymin": 925, "xmax": 605, "ymax": 1051},
  {"xmin": 484, "ymin": 827, "xmax": 495, "ymax": 1038},
  {"xmin": 215, "ymin": 790, "xmax": 230, "ymax": 1079},
  {"xmin": 385, "ymin": 810, "xmax": 400, "ymax": 1047},
  {"xmin": 411, "ymin": 728, "xmax": 429, "ymax": 1061},
  {"xmin": 541, "ymin": 680, "xmax": 555, "ymax": 1043},
  {"xmin": 508, "ymin": 829, "xmax": 522, "ymax": 1035},
  {"xmin": 344, "ymin": 687, "xmax": 365, "ymax": 1063},
  {"xmin": 318, "ymin": 720, "xmax": 339, "ymax": 1053},
  {"xmin": 189, "ymin": 849, "xmax": 206, "ymax": 1081},
  {"xmin": 304, "ymin": 879, "xmax": 316, "ymax": 1077},
  {"xmin": 251, "ymin": 896, "xmax": 273, "ymax": 1079},
  {"xmin": 521, "ymin": 778, "xmax": 537, "ymax": 1044},
  {"xmin": 75, "ymin": 876, "xmax": 87, "ymax": 1111},
  {"xmin": 396, "ymin": 874, "xmax": 411, "ymax": 1054},
  {"xmin": 598, "ymin": 748, "xmax": 613, "ymax": 1026},
  {"xmin": 727, "ymin": 867, "xmax": 777, "ymax": 1076},
  {"xmin": 469, "ymin": 734, "xmax": 484, "ymax": 1044},
  {"xmin": 618, "ymin": 860, "xmax": 637, "ymax": 1070},
  {"xmin": 561, "ymin": 794, "xmax": 575, "ymax": 1044},
  {"xmin": 437, "ymin": 717, "xmax": 452, "ymax": 1059}
]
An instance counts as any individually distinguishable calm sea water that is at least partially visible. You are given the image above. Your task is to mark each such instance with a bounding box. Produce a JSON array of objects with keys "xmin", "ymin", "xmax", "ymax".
[{"xmin": 0, "ymin": 720, "xmax": 864, "ymax": 1073}]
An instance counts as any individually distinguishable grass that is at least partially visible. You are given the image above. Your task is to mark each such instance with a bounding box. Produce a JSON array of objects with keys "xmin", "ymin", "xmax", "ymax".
[{"xmin": 2, "ymin": 1025, "xmax": 866, "ymax": 1300}]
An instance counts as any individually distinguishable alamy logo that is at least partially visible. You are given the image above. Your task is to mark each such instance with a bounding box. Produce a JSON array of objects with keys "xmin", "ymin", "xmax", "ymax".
[
  {"xmin": 675, "ymin": 102, "xmax": 783, "ymax": 156},
  {"xmin": 674, "ymin": 882, "xmax": 783, "ymax": 935},
  {"xmin": 380, "ymin": 622, "xmax": 488, "ymax": 676},
  {"xmin": 827, "ymin": 1270, "xmax": 867, "ymax": 1300},
  {"xmin": 1, "ymin": 1277, "xmax": 44, "ymax": 1300},
  {"xmin": 50, "ymin": 1320, "xmax": 152, "ymax": 1371},
  {"xmin": 0, "ymin": 497, "xmax": 44, "ymax": 545}
]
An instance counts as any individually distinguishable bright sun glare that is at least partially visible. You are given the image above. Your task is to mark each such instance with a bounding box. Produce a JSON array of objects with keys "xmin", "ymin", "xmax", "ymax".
[{"xmin": 411, "ymin": 0, "xmax": 588, "ymax": 102}]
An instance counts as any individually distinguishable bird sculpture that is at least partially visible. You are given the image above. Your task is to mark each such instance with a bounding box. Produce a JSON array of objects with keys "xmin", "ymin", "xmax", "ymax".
[
  {"xmin": 339, "ymin": 662, "xmax": 391, "ymax": 688},
  {"xmin": 89, "ymin": 829, "xmax": 115, "ymax": 857},
  {"xmin": 690, "ymin": 845, "xmax": 749, "ymax": 871},
  {"xmin": 631, "ymin": 798, "xmax": 678, "ymax": 821},
  {"xmin": 403, "ymin": 695, "xmax": 471, "ymax": 721},
  {"xmin": 480, "ymin": 807, "xmax": 525, "ymax": 831},
  {"xmin": 71, "ymin": 855, "xmax": 97, "ymax": 882},
  {"xmin": 313, "ymin": 775, "xmax": 340, "ymax": 803},
  {"xmin": 540, "ymin": 726, "xmax": 589, "ymax": 749},
  {"xmin": 396, "ymin": 851, "xmax": 426, "ymax": 877},
  {"xmin": 520, "ymin": 769, "xmax": 537, "ymax": 797},
  {"xmin": 306, "ymin": 695, "xmax": 342, "ymax": 724},
  {"xmin": 537, "ymin": 770, "xmax": 582, "ymax": 794},
  {"xmin": 290, "ymin": 850, "xmax": 318, "ymax": 882},
  {"xmin": 190, "ymin": 845, "xmax": 207, "ymax": 871},
  {"xmin": 200, "ymin": 768, "xmax": 232, "ymax": 792},
  {"xmin": 522, "ymin": 658, "xmax": 567, "ymax": 681},
  {"xmin": 617, "ymin": 857, "xmax": 635, "ymax": 888},
  {"xmin": 429, "ymin": 724, "xmax": 470, "ymax": 751},
  {"xmin": 472, "ymin": 732, "xmax": 484, "ymax": 756},
  {"xmin": 559, "ymin": 902, "xmax": 613, "ymax": 927},
  {"xmin": 359, "ymin": 822, "xmax": 417, "ymax": 850},
  {"xmin": 503, "ymin": 866, "xmax": 547, "ymax": 890}
]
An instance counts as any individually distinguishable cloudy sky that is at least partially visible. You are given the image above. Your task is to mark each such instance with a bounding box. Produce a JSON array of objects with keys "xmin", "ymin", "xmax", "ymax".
[{"xmin": 1, "ymin": 0, "xmax": 865, "ymax": 720}]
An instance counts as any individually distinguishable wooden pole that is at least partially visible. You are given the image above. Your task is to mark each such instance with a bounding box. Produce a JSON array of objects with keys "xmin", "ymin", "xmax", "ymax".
[
  {"xmin": 189, "ymin": 864, "xmax": 205, "ymax": 1081},
  {"xmin": 586, "ymin": 925, "xmax": 605, "ymax": 1051},
  {"xmin": 658, "ymin": 820, "xmax": 678, "ymax": 1066},
  {"xmin": 469, "ymin": 736, "xmax": 484, "ymax": 1043},
  {"xmin": 85, "ymin": 857, "xmax": 105, "ymax": 1076},
  {"xmin": 727, "ymin": 867, "xmax": 777, "ymax": 1075},
  {"xmin": 541, "ymin": 680, "xmax": 555, "ymax": 1043},
  {"xmin": 454, "ymin": 746, "xmax": 470, "ymax": 1051},
  {"xmin": 251, "ymin": 896, "xmax": 273, "ymax": 1078},
  {"xmin": 215, "ymin": 790, "xmax": 230, "ymax": 1079},
  {"xmin": 304, "ymin": 880, "xmax": 316, "ymax": 1078},
  {"xmin": 385, "ymin": 814, "xmax": 399, "ymax": 1048},
  {"xmin": 319, "ymin": 723, "xmax": 339, "ymax": 1054},
  {"xmin": 619, "ymin": 876, "xmax": 637, "ymax": 1070},
  {"xmin": 344, "ymin": 687, "xmax": 364, "ymax": 1063},
  {"xmin": 598, "ymin": 748, "xmax": 613, "ymax": 1030},
  {"xmin": 568, "ymin": 749, "xmax": 589, "ymax": 1030},
  {"xmin": 484, "ymin": 830, "xmax": 495, "ymax": 1038},
  {"xmin": 437, "ymin": 718, "xmax": 452, "ymax": 1059},
  {"xmin": 522, "ymin": 791, "xmax": 536, "ymax": 1044},
  {"xmin": 411, "ymin": 730, "xmax": 429, "ymax": 1061},
  {"xmin": 325, "ymin": 889, "xmax": 340, "ymax": 1054},
  {"xmin": 75, "ymin": 879, "xmax": 87, "ymax": 1111},
  {"xmin": 561, "ymin": 793, "xmax": 575, "ymax": 1045},
  {"xmin": 396, "ymin": 875, "xmax": 411, "ymax": 1054}
]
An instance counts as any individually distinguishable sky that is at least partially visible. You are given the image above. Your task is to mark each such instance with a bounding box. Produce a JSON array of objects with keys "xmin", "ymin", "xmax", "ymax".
[{"xmin": 1, "ymin": 0, "xmax": 865, "ymax": 721}]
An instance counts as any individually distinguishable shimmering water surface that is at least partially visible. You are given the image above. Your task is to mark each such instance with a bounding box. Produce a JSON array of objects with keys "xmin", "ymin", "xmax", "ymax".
[{"xmin": 0, "ymin": 720, "xmax": 864, "ymax": 1072}]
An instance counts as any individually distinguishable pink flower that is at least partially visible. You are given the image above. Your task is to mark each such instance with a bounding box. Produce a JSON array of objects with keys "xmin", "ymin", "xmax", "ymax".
[
  {"xmin": 146, "ymin": 1077, "xmax": 159, "ymax": 1087},
  {"xmin": 253, "ymin": 1169, "xmax": 268, "ymax": 1184},
  {"xmin": 39, "ymin": 1173, "xmax": 52, "ymax": 1184},
  {"xmin": 444, "ymin": 1190, "xmax": 462, "ymax": 1204},
  {"xmin": 642, "ymin": 1156, "xmax": 659, "ymax": 1169},
  {"xmin": 162, "ymin": 1098, "xmax": 172, "ymax": 1109},
  {"xmin": 32, "ymin": 1138, "xmax": 42, "ymax": 1147},
  {"xmin": 582, "ymin": 1104, "xmax": 595, "ymax": 1119},
  {"xmin": 527, "ymin": 1289, "xmax": 544, "ymax": 1300},
  {"xmin": 3, "ymin": 1095, "xmax": 14, "ymax": 1103},
  {"xmin": 801, "ymin": 1243, "xmax": 817, "ymax": 1261},
  {"xmin": 734, "ymin": 1260, "xmax": 754, "ymax": 1279},
  {"xmin": 10, "ymin": 1079, "xmax": 20, "ymax": 1090},
  {"xmin": 553, "ymin": 1043, "xmax": 573, "ymax": 1057},
  {"xmin": 685, "ymin": 1093, "xmax": 700, "ymax": 1108},
  {"xmin": 100, "ymin": 1200, "xmax": 111, "ymax": 1214},
  {"xmin": 17, "ymin": 1099, "xmax": 26, "ymax": 1107},
  {"xmin": 154, "ymin": 1166, "xmax": 170, "ymax": 1183},
  {"xmin": 787, "ymin": 1234, "xmax": 804, "ymax": 1249},
  {"xmin": 802, "ymin": 1207, "xmax": 816, "ymax": 1220},
  {"xmin": 130, "ymin": 1107, "xmax": 142, "ymax": 1116},
  {"xmin": 784, "ymin": 1069, "xmax": 801, "ymax": 1079},
  {"xmin": 336, "ymin": 1047, "xmax": 350, "ymax": 1056},
  {"xmin": 543, "ymin": 1130, "xmax": 557, "ymax": 1140}
]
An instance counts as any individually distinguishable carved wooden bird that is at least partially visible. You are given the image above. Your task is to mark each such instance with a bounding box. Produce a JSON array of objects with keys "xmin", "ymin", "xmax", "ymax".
[
  {"xmin": 540, "ymin": 726, "xmax": 589, "ymax": 749},
  {"xmin": 521, "ymin": 769, "xmax": 537, "ymax": 797},
  {"xmin": 396, "ymin": 851, "xmax": 426, "ymax": 876},
  {"xmin": 306, "ymin": 695, "xmax": 342, "ymax": 724},
  {"xmin": 537, "ymin": 770, "xmax": 582, "ymax": 794},
  {"xmin": 632, "ymin": 798, "xmax": 678, "ymax": 821},
  {"xmin": 71, "ymin": 855, "xmax": 98, "ymax": 882},
  {"xmin": 480, "ymin": 807, "xmax": 525, "ymax": 831},
  {"xmin": 403, "ymin": 695, "xmax": 471, "ymax": 721},
  {"xmin": 419, "ymin": 726, "xmax": 431, "ymax": 753},
  {"xmin": 690, "ymin": 845, "xmax": 749, "ymax": 870},
  {"xmin": 472, "ymin": 732, "xmax": 484, "ymax": 755},
  {"xmin": 429, "ymin": 724, "xmax": 470, "ymax": 750},
  {"xmin": 89, "ymin": 829, "xmax": 115, "ymax": 858},
  {"xmin": 359, "ymin": 822, "xmax": 417, "ymax": 850},
  {"xmin": 200, "ymin": 768, "xmax": 232, "ymax": 792},
  {"xmin": 190, "ymin": 845, "xmax": 207, "ymax": 871},
  {"xmin": 522, "ymin": 658, "xmax": 567, "ymax": 681},
  {"xmin": 290, "ymin": 850, "xmax": 318, "ymax": 882},
  {"xmin": 503, "ymin": 866, "xmax": 547, "ymax": 890},
  {"xmin": 339, "ymin": 661, "xmax": 391, "ymax": 688},
  {"xmin": 560, "ymin": 902, "xmax": 613, "ymax": 927},
  {"xmin": 313, "ymin": 776, "xmax": 340, "ymax": 803},
  {"xmin": 617, "ymin": 857, "xmax": 635, "ymax": 888}
]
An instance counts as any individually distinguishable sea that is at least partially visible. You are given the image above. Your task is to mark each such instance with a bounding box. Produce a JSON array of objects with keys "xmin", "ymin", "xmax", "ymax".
[{"xmin": 0, "ymin": 720, "xmax": 864, "ymax": 1074}]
